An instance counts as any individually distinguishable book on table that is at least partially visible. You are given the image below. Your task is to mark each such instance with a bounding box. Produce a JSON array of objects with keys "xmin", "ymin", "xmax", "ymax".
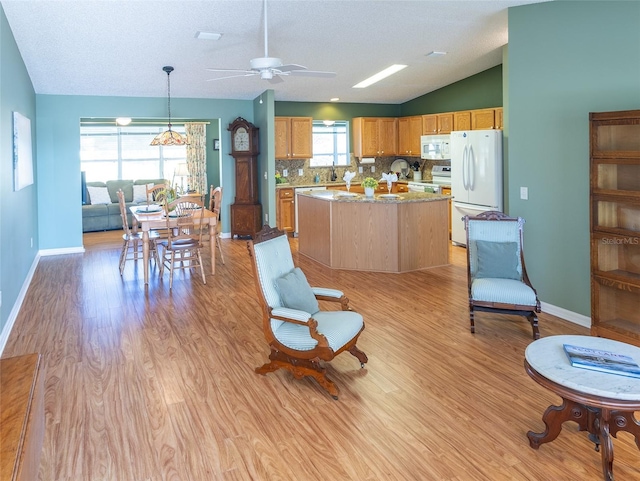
[{"xmin": 563, "ymin": 344, "xmax": 640, "ymax": 380}]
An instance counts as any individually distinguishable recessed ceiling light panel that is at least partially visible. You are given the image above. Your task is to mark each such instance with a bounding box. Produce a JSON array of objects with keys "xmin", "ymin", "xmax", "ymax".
[
  {"xmin": 426, "ymin": 51, "xmax": 447, "ymax": 57},
  {"xmin": 353, "ymin": 64, "xmax": 407, "ymax": 89},
  {"xmin": 195, "ymin": 31, "xmax": 222, "ymax": 41}
]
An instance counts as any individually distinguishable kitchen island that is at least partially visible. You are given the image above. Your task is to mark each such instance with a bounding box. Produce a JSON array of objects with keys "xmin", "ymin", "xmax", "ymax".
[{"xmin": 297, "ymin": 190, "xmax": 450, "ymax": 273}]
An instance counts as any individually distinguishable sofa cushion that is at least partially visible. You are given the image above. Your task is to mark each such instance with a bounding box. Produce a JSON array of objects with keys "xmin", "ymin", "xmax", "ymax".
[
  {"xmin": 82, "ymin": 204, "xmax": 109, "ymax": 218},
  {"xmin": 133, "ymin": 183, "xmax": 153, "ymax": 203},
  {"xmin": 134, "ymin": 178, "xmax": 167, "ymax": 187},
  {"xmin": 87, "ymin": 186, "xmax": 111, "ymax": 205},
  {"xmin": 106, "ymin": 180, "xmax": 133, "ymax": 203}
]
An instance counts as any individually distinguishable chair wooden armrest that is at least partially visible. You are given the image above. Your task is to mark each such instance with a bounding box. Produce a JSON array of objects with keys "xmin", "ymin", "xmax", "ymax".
[{"xmin": 270, "ymin": 307, "xmax": 313, "ymax": 325}]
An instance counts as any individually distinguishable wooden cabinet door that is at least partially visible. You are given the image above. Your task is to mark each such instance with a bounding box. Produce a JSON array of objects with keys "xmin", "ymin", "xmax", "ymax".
[
  {"xmin": 437, "ymin": 113, "xmax": 453, "ymax": 134},
  {"xmin": 398, "ymin": 117, "xmax": 410, "ymax": 155},
  {"xmin": 277, "ymin": 188, "xmax": 295, "ymax": 232},
  {"xmin": 361, "ymin": 118, "xmax": 380, "ymax": 156},
  {"xmin": 441, "ymin": 186, "xmax": 452, "ymax": 238},
  {"xmin": 495, "ymin": 108, "xmax": 504, "ymax": 130},
  {"xmin": 378, "ymin": 118, "xmax": 397, "ymax": 156},
  {"xmin": 398, "ymin": 117, "xmax": 420, "ymax": 155},
  {"xmin": 471, "ymin": 109, "xmax": 496, "ymax": 130},
  {"xmin": 454, "ymin": 111, "xmax": 471, "ymax": 131},
  {"xmin": 289, "ymin": 117, "xmax": 313, "ymax": 158},
  {"xmin": 422, "ymin": 114, "xmax": 437, "ymax": 134},
  {"xmin": 274, "ymin": 117, "xmax": 289, "ymax": 159}
]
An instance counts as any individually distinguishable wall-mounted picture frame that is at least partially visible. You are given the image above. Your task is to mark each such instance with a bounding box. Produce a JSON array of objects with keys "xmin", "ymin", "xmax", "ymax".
[
  {"xmin": 213, "ymin": 139, "xmax": 220, "ymax": 151},
  {"xmin": 13, "ymin": 111, "xmax": 34, "ymax": 191}
]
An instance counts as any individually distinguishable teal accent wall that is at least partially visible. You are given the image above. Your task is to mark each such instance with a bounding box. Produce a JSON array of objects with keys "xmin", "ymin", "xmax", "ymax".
[
  {"xmin": 35, "ymin": 95, "xmax": 254, "ymax": 249},
  {"xmin": 508, "ymin": 1, "xmax": 640, "ymax": 316},
  {"xmin": 401, "ymin": 66, "xmax": 503, "ymax": 116},
  {"xmin": 0, "ymin": 5, "xmax": 38, "ymax": 341}
]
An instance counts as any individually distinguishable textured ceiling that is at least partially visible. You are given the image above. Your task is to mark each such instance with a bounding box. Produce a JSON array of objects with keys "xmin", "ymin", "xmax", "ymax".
[{"xmin": 2, "ymin": 0, "xmax": 549, "ymax": 104}]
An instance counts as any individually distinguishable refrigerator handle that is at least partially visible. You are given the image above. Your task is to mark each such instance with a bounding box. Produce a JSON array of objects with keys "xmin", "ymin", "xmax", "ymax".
[
  {"xmin": 462, "ymin": 146, "xmax": 468, "ymax": 189},
  {"xmin": 467, "ymin": 145, "xmax": 476, "ymax": 190}
]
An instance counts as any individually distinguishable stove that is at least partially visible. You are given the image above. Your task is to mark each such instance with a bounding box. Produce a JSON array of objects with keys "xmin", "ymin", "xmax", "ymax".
[{"xmin": 407, "ymin": 165, "xmax": 451, "ymax": 193}]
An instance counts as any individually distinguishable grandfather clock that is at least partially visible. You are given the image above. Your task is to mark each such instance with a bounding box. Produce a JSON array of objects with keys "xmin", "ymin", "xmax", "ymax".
[{"xmin": 228, "ymin": 117, "xmax": 262, "ymax": 238}]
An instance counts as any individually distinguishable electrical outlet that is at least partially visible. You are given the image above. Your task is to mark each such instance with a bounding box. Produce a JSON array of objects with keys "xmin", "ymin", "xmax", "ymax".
[
  {"xmin": 298, "ymin": 169, "xmax": 303, "ymax": 176},
  {"xmin": 283, "ymin": 169, "xmax": 288, "ymax": 177},
  {"xmin": 264, "ymin": 171, "xmax": 268, "ymax": 180},
  {"xmin": 371, "ymin": 166, "xmax": 375, "ymax": 173},
  {"xmin": 30, "ymin": 237, "xmax": 33, "ymax": 248},
  {"xmin": 520, "ymin": 186, "xmax": 528, "ymax": 200},
  {"xmin": 358, "ymin": 166, "xmax": 363, "ymax": 174},
  {"xmin": 265, "ymin": 213, "xmax": 269, "ymax": 223}
]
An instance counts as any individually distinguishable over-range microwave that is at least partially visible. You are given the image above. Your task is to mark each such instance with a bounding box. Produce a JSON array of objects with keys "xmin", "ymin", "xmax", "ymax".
[{"xmin": 420, "ymin": 134, "xmax": 451, "ymax": 160}]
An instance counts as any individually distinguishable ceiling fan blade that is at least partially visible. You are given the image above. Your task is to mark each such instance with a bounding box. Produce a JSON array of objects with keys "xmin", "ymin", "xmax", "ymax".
[
  {"xmin": 277, "ymin": 64, "xmax": 308, "ymax": 73},
  {"xmin": 206, "ymin": 72, "xmax": 259, "ymax": 81},
  {"xmin": 289, "ymin": 70, "xmax": 337, "ymax": 78},
  {"xmin": 206, "ymin": 68, "xmax": 256, "ymax": 74}
]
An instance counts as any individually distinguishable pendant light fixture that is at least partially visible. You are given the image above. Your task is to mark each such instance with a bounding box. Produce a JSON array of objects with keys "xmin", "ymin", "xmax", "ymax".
[{"xmin": 150, "ymin": 66, "xmax": 188, "ymax": 146}]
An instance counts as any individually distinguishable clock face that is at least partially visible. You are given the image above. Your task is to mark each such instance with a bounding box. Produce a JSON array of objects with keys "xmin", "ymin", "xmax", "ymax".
[{"xmin": 234, "ymin": 127, "xmax": 250, "ymax": 151}]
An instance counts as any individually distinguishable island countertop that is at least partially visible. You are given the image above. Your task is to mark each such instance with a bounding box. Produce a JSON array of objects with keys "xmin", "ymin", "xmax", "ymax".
[{"xmin": 297, "ymin": 190, "xmax": 450, "ymax": 203}]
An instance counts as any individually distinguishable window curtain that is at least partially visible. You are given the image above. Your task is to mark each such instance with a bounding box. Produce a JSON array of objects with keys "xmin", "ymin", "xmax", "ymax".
[{"xmin": 185, "ymin": 122, "xmax": 207, "ymax": 195}]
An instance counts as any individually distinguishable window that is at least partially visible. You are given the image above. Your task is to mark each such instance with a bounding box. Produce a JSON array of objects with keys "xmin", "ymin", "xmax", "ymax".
[
  {"xmin": 80, "ymin": 125, "xmax": 186, "ymax": 181},
  {"xmin": 310, "ymin": 121, "xmax": 349, "ymax": 167}
]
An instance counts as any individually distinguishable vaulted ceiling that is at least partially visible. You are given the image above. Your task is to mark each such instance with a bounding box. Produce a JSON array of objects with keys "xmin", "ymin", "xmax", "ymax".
[{"xmin": 2, "ymin": 0, "xmax": 549, "ymax": 104}]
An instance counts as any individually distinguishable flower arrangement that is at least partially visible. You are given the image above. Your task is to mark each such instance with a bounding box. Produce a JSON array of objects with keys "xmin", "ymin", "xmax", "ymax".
[
  {"xmin": 362, "ymin": 177, "xmax": 379, "ymax": 189},
  {"xmin": 157, "ymin": 186, "xmax": 177, "ymax": 206},
  {"xmin": 275, "ymin": 171, "xmax": 287, "ymax": 184}
]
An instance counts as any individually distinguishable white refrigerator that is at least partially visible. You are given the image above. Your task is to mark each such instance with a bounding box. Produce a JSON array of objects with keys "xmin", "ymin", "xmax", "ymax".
[{"xmin": 450, "ymin": 129, "xmax": 503, "ymax": 246}]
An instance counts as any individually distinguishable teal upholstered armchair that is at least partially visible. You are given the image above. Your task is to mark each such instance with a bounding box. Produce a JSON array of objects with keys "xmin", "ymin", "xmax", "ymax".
[
  {"xmin": 247, "ymin": 225, "xmax": 368, "ymax": 399},
  {"xmin": 464, "ymin": 211, "xmax": 541, "ymax": 339}
]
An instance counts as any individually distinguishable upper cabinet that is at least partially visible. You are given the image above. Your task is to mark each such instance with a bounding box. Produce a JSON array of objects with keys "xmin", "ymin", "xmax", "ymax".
[
  {"xmin": 353, "ymin": 117, "xmax": 397, "ymax": 157},
  {"xmin": 495, "ymin": 108, "xmax": 504, "ymax": 130},
  {"xmin": 422, "ymin": 113, "xmax": 453, "ymax": 135},
  {"xmin": 471, "ymin": 109, "xmax": 497, "ymax": 130},
  {"xmin": 275, "ymin": 117, "xmax": 313, "ymax": 159},
  {"xmin": 398, "ymin": 116, "xmax": 422, "ymax": 156},
  {"xmin": 454, "ymin": 111, "xmax": 471, "ymax": 131}
]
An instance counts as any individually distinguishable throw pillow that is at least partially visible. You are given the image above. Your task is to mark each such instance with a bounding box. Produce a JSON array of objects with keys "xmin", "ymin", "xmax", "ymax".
[
  {"xmin": 276, "ymin": 267, "xmax": 319, "ymax": 314},
  {"xmin": 87, "ymin": 186, "xmax": 112, "ymax": 205},
  {"xmin": 133, "ymin": 183, "xmax": 153, "ymax": 203},
  {"xmin": 475, "ymin": 240, "xmax": 520, "ymax": 280}
]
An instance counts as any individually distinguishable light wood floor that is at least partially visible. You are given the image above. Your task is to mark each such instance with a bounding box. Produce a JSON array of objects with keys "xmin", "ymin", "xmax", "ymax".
[{"xmin": 4, "ymin": 230, "xmax": 639, "ymax": 480}]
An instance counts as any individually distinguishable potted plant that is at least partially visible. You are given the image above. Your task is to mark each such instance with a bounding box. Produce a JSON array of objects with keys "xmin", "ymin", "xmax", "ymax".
[{"xmin": 362, "ymin": 177, "xmax": 379, "ymax": 197}]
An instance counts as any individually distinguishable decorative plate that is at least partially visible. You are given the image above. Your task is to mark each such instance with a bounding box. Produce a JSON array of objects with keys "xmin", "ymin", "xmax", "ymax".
[{"xmin": 137, "ymin": 204, "xmax": 162, "ymax": 213}]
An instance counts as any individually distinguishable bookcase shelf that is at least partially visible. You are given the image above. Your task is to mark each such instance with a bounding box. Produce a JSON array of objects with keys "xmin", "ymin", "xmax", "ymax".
[{"xmin": 590, "ymin": 110, "xmax": 640, "ymax": 347}]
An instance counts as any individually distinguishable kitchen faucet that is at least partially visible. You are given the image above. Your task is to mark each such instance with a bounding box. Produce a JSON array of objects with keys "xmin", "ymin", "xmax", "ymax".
[{"xmin": 330, "ymin": 165, "xmax": 337, "ymax": 181}]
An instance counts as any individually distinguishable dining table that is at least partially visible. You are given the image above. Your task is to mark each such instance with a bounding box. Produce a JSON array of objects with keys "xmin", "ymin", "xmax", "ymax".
[{"xmin": 131, "ymin": 204, "xmax": 218, "ymax": 285}]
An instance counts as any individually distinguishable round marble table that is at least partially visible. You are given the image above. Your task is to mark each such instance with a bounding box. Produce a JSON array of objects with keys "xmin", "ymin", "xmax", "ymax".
[{"xmin": 525, "ymin": 335, "xmax": 640, "ymax": 481}]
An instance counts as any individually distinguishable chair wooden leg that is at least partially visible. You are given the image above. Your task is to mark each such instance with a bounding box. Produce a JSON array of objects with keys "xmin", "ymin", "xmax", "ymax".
[
  {"xmin": 528, "ymin": 312, "xmax": 540, "ymax": 340},
  {"xmin": 119, "ymin": 240, "xmax": 128, "ymax": 275},
  {"xmin": 216, "ymin": 234, "xmax": 225, "ymax": 265},
  {"xmin": 256, "ymin": 348, "xmax": 340, "ymax": 399},
  {"xmin": 169, "ymin": 251, "xmax": 175, "ymax": 290},
  {"xmin": 469, "ymin": 306, "xmax": 476, "ymax": 334},
  {"xmin": 197, "ymin": 250, "xmax": 206, "ymax": 285},
  {"xmin": 348, "ymin": 345, "xmax": 368, "ymax": 368}
]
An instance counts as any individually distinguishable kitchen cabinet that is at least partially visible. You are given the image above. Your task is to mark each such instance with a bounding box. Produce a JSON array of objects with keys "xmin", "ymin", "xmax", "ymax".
[
  {"xmin": 422, "ymin": 113, "xmax": 453, "ymax": 135},
  {"xmin": 352, "ymin": 117, "xmax": 397, "ymax": 157},
  {"xmin": 441, "ymin": 186, "xmax": 452, "ymax": 238},
  {"xmin": 495, "ymin": 108, "xmax": 504, "ymax": 129},
  {"xmin": 398, "ymin": 116, "xmax": 422, "ymax": 155},
  {"xmin": 471, "ymin": 109, "xmax": 497, "ymax": 130},
  {"xmin": 590, "ymin": 109, "xmax": 640, "ymax": 347},
  {"xmin": 275, "ymin": 116, "xmax": 313, "ymax": 159},
  {"xmin": 454, "ymin": 111, "xmax": 471, "ymax": 131},
  {"xmin": 276, "ymin": 187, "xmax": 295, "ymax": 233}
]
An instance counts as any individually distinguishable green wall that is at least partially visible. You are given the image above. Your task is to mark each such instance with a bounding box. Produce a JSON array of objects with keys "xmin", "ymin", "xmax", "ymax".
[
  {"xmin": 507, "ymin": 1, "xmax": 640, "ymax": 316},
  {"xmin": 36, "ymin": 95, "xmax": 254, "ymax": 249},
  {"xmin": 401, "ymin": 66, "xmax": 503, "ymax": 116},
  {"xmin": 0, "ymin": 5, "xmax": 38, "ymax": 344}
]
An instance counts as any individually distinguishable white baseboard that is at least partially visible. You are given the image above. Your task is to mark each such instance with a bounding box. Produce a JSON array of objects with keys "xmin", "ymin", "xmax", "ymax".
[
  {"xmin": 0, "ymin": 252, "xmax": 41, "ymax": 355},
  {"xmin": 40, "ymin": 246, "xmax": 85, "ymax": 256},
  {"xmin": 540, "ymin": 301, "xmax": 591, "ymax": 329},
  {"xmin": 219, "ymin": 232, "xmax": 231, "ymax": 239}
]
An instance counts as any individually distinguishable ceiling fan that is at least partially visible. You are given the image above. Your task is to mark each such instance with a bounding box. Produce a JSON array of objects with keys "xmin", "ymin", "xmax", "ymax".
[{"xmin": 206, "ymin": 0, "xmax": 336, "ymax": 84}]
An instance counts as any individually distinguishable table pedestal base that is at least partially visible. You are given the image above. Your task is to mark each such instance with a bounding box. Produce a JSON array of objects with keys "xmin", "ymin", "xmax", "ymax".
[{"xmin": 528, "ymin": 396, "xmax": 640, "ymax": 481}]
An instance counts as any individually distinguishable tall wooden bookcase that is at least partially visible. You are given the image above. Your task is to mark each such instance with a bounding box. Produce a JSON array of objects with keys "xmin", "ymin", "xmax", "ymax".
[{"xmin": 590, "ymin": 109, "xmax": 640, "ymax": 347}]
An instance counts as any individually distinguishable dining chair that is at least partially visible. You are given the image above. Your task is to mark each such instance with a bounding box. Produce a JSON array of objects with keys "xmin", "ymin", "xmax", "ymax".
[
  {"xmin": 463, "ymin": 210, "xmax": 541, "ymax": 339},
  {"xmin": 158, "ymin": 197, "xmax": 207, "ymax": 289},
  {"xmin": 208, "ymin": 185, "xmax": 225, "ymax": 265},
  {"xmin": 247, "ymin": 225, "xmax": 368, "ymax": 399},
  {"xmin": 116, "ymin": 189, "xmax": 160, "ymax": 275},
  {"xmin": 146, "ymin": 183, "xmax": 168, "ymax": 204}
]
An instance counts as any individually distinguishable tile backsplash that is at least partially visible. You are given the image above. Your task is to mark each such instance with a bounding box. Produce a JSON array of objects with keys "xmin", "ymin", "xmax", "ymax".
[{"xmin": 275, "ymin": 155, "xmax": 450, "ymax": 185}]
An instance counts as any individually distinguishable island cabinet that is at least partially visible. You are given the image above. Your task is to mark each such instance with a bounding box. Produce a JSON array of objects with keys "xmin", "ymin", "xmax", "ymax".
[
  {"xmin": 590, "ymin": 109, "xmax": 640, "ymax": 347},
  {"xmin": 276, "ymin": 187, "xmax": 295, "ymax": 233},
  {"xmin": 441, "ymin": 185, "xmax": 452, "ymax": 238},
  {"xmin": 275, "ymin": 116, "xmax": 313, "ymax": 159},
  {"xmin": 297, "ymin": 192, "xmax": 449, "ymax": 272},
  {"xmin": 352, "ymin": 117, "xmax": 397, "ymax": 157},
  {"xmin": 398, "ymin": 116, "xmax": 422, "ymax": 155},
  {"xmin": 422, "ymin": 113, "xmax": 453, "ymax": 135}
]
